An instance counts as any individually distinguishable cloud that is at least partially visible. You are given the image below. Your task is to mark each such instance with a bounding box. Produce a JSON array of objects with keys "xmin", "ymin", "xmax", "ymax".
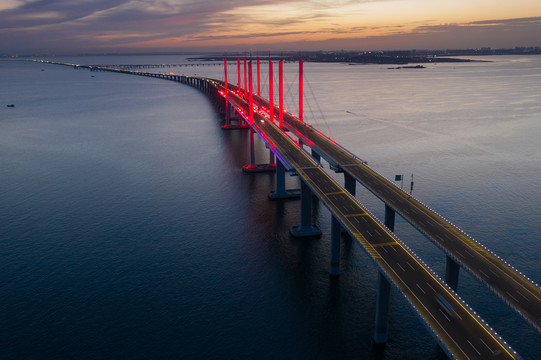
[
  {"xmin": 0, "ymin": 0, "xmax": 129, "ymax": 28},
  {"xmin": 409, "ymin": 16, "xmax": 541, "ymax": 43},
  {"xmin": 469, "ymin": 17, "xmax": 541, "ymax": 26},
  {"xmin": 0, "ymin": 0, "xmax": 39, "ymax": 12}
]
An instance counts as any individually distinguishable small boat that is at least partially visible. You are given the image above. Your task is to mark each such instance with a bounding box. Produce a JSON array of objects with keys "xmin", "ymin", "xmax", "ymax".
[{"xmin": 6, "ymin": 104, "xmax": 15, "ymax": 107}]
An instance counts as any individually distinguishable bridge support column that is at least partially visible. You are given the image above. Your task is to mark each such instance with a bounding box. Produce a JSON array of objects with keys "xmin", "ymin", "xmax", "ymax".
[
  {"xmin": 372, "ymin": 203, "xmax": 395, "ymax": 344},
  {"xmin": 374, "ymin": 272, "xmax": 391, "ymax": 344},
  {"xmin": 330, "ymin": 215, "xmax": 341, "ymax": 276},
  {"xmin": 225, "ymin": 101, "xmax": 231, "ymax": 125},
  {"xmin": 269, "ymin": 147, "xmax": 275, "ymax": 165},
  {"xmin": 384, "ymin": 204, "xmax": 395, "ymax": 232},
  {"xmin": 290, "ymin": 180, "xmax": 321, "ymax": 237},
  {"xmin": 242, "ymin": 130, "xmax": 277, "ymax": 173},
  {"xmin": 269, "ymin": 161, "xmax": 300, "ymax": 199},
  {"xmin": 249, "ymin": 129, "xmax": 256, "ymax": 167},
  {"xmin": 344, "ymin": 172, "xmax": 356, "ymax": 197},
  {"xmin": 445, "ymin": 256, "xmax": 460, "ymax": 291}
]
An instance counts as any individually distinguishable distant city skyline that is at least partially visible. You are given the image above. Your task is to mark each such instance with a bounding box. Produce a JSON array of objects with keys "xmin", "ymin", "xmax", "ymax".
[{"xmin": 1, "ymin": 0, "xmax": 541, "ymax": 55}]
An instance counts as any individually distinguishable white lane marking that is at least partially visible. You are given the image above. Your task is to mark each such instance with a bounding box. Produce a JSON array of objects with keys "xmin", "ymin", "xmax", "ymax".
[
  {"xmin": 426, "ymin": 282, "xmax": 436, "ymax": 293},
  {"xmin": 456, "ymin": 250, "xmax": 465, "ymax": 259},
  {"xmin": 397, "ymin": 263, "xmax": 406, "ymax": 272},
  {"xmin": 366, "ymin": 230, "xmax": 372, "ymax": 237},
  {"xmin": 479, "ymin": 337, "xmax": 493, "ymax": 353},
  {"xmin": 488, "ymin": 268, "xmax": 501, "ymax": 278},
  {"xmin": 406, "ymin": 262, "xmax": 415, "ymax": 271},
  {"xmin": 517, "ymin": 291, "xmax": 531, "ymax": 302},
  {"xmin": 506, "ymin": 291, "xmax": 520, "ymax": 303},
  {"xmin": 381, "ymin": 247, "xmax": 388, "ymax": 253},
  {"xmin": 465, "ymin": 250, "xmax": 475, "ymax": 258},
  {"xmin": 467, "ymin": 340, "xmax": 481, "ymax": 356},
  {"xmin": 416, "ymin": 283, "xmax": 426, "ymax": 294},
  {"xmin": 439, "ymin": 309, "xmax": 451, "ymax": 322},
  {"xmin": 478, "ymin": 269, "xmax": 490, "ymax": 279},
  {"xmin": 502, "ymin": 271, "xmax": 541, "ymax": 301}
]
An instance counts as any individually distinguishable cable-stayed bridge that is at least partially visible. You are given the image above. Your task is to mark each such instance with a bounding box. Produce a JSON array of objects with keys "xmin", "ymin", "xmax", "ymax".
[{"xmin": 31, "ymin": 58, "xmax": 541, "ymax": 359}]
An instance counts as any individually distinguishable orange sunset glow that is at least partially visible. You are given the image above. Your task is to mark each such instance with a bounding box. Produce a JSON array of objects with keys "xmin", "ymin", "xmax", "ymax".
[{"xmin": 1, "ymin": 0, "xmax": 540, "ymax": 54}]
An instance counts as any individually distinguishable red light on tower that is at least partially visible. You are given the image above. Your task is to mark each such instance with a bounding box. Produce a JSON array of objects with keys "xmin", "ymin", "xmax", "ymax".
[
  {"xmin": 257, "ymin": 57, "xmax": 261, "ymax": 97},
  {"xmin": 244, "ymin": 57, "xmax": 248, "ymax": 99},
  {"xmin": 224, "ymin": 57, "xmax": 228, "ymax": 99},
  {"xmin": 237, "ymin": 57, "xmax": 241, "ymax": 94}
]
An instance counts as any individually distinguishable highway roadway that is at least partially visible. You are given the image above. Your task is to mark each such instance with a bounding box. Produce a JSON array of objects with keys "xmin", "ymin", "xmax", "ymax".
[
  {"xmin": 218, "ymin": 84, "xmax": 519, "ymax": 360},
  {"xmin": 33, "ymin": 62, "xmax": 524, "ymax": 359},
  {"xmin": 249, "ymin": 91, "xmax": 541, "ymax": 334}
]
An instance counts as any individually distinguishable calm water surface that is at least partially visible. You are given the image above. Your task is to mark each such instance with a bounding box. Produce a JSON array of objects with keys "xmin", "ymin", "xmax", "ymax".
[{"xmin": 1, "ymin": 55, "xmax": 540, "ymax": 359}]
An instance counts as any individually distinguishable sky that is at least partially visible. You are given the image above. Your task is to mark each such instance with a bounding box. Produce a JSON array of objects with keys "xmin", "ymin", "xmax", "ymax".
[{"xmin": 1, "ymin": 0, "xmax": 541, "ymax": 55}]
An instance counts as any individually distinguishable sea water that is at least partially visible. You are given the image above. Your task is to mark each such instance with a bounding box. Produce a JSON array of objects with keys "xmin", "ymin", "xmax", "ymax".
[{"xmin": 1, "ymin": 55, "xmax": 540, "ymax": 359}]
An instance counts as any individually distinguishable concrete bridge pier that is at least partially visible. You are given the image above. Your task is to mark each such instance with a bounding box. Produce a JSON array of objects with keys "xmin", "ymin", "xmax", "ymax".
[
  {"xmin": 311, "ymin": 149, "xmax": 321, "ymax": 164},
  {"xmin": 268, "ymin": 160, "xmax": 300, "ymax": 199},
  {"xmin": 290, "ymin": 180, "xmax": 322, "ymax": 237},
  {"xmin": 344, "ymin": 172, "xmax": 356, "ymax": 197},
  {"xmin": 242, "ymin": 129, "xmax": 277, "ymax": 173},
  {"xmin": 339, "ymin": 172, "xmax": 357, "ymax": 236},
  {"xmin": 222, "ymin": 104, "xmax": 246, "ymax": 129},
  {"xmin": 374, "ymin": 272, "xmax": 391, "ymax": 344},
  {"xmin": 224, "ymin": 101, "xmax": 231, "ymax": 125},
  {"xmin": 330, "ymin": 215, "xmax": 341, "ymax": 276},
  {"xmin": 373, "ymin": 204, "xmax": 396, "ymax": 344},
  {"xmin": 268, "ymin": 145, "xmax": 275, "ymax": 164},
  {"xmin": 249, "ymin": 129, "xmax": 256, "ymax": 167},
  {"xmin": 445, "ymin": 256, "xmax": 460, "ymax": 291},
  {"xmin": 384, "ymin": 204, "xmax": 395, "ymax": 232}
]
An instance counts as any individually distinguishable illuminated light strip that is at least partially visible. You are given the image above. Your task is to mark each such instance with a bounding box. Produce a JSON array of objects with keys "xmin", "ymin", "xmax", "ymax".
[{"xmin": 324, "ymin": 191, "xmax": 344, "ymax": 196}]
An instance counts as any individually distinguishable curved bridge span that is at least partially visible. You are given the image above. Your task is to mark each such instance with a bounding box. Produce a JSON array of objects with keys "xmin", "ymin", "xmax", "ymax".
[{"xmin": 33, "ymin": 58, "xmax": 541, "ymax": 360}]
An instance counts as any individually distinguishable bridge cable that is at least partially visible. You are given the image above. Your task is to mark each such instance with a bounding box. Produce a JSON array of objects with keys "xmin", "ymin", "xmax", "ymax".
[{"xmin": 303, "ymin": 71, "xmax": 335, "ymax": 141}]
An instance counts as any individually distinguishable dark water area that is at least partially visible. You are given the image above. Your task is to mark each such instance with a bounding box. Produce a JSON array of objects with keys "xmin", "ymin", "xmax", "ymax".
[{"xmin": 1, "ymin": 57, "xmax": 540, "ymax": 359}]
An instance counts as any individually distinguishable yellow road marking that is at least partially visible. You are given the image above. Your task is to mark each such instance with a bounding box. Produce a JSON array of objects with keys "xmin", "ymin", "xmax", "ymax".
[
  {"xmin": 344, "ymin": 213, "xmax": 367, "ymax": 217},
  {"xmin": 353, "ymin": 233, "xmax": 381, "ymax": 259},
  {"xmin": 325, "ymin": 191, "xmax": 344, "ymax": 196},
  {"xmin": 449, "ymin": 228, "xmax": 486, "ymax": 253}
]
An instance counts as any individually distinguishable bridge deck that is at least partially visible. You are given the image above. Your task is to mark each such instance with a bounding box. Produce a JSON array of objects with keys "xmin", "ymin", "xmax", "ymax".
[
  {"xmin": 220, "ymin": 85, "xmax": 518, "ymax": 360},
  {"xmin": 249, "ymin": 90, "xmax": 541, "ymax": 333},
  {"xmin": 32, "ymin": 60, "xmax": 525, "ymax": 359}
]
